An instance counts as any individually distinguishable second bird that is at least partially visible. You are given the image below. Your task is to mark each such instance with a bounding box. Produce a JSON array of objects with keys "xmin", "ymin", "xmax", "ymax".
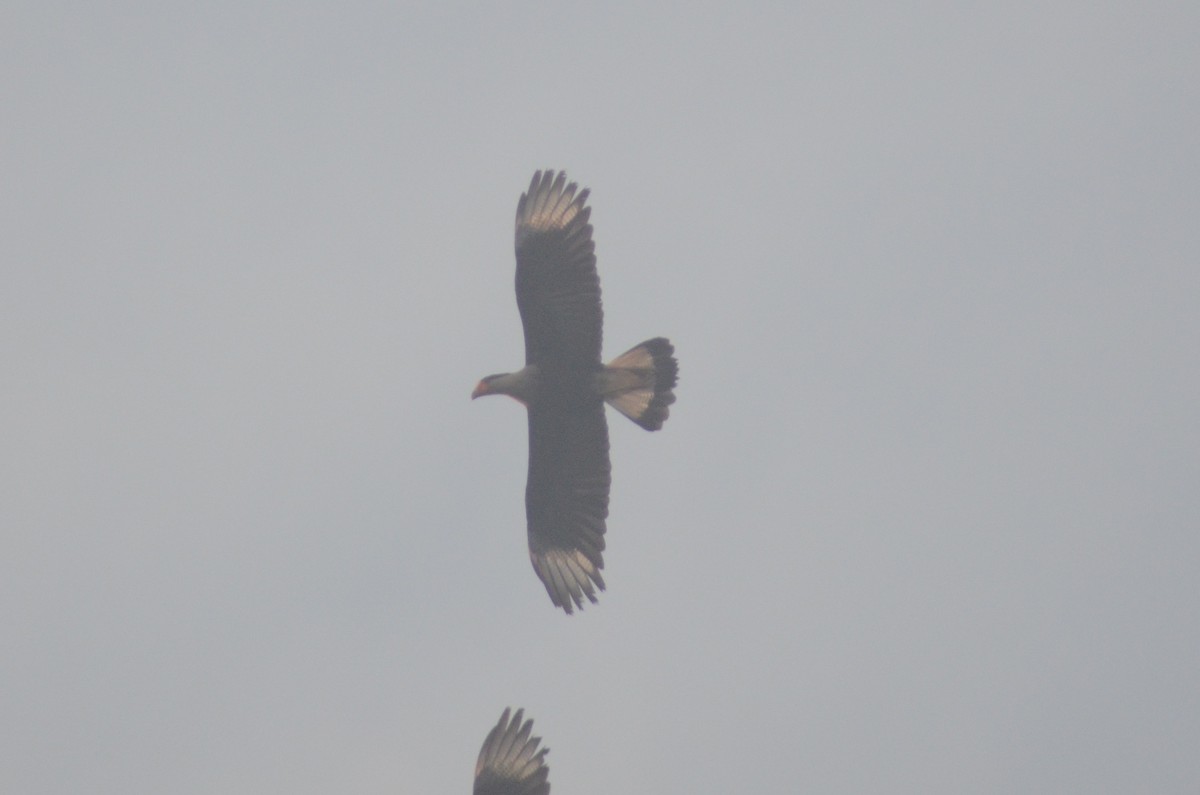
[{"xmin": 473, "ymin": 170, "xmax": 678, "ymax": 614}]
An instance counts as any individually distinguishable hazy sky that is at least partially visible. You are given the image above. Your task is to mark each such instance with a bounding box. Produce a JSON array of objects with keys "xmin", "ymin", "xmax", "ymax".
[{"xmin": 4, "ymin": 3, "xmax": 1198, "ymax": 793}]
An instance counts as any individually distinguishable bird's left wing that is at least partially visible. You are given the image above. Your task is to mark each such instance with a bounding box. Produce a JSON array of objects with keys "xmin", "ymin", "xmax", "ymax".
[
  {"xmin": 474, "ymin": 708, "xmax": 551, "ymax": 795},
  {"xmin": 515, "ymin": 170, "xmax": 603, "ymax": 367}
]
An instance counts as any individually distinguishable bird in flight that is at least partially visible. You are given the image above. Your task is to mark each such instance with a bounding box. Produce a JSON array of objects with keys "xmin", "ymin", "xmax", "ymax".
[
  {"xmin": 473, "ymin": 170, "xmax": 678, "ymax": 614},
  {"xmin": 473, "ymin": 708, "xmax": 550, "ymax": 795}
]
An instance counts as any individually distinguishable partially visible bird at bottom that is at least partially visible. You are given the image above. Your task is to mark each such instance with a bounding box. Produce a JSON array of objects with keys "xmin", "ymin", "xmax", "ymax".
[
  {"xmin": 474, "ymin": 708, "xmax": 551, "ymax": 795},
  {"xmin": 473, "ymin": 170, "xmax": 679, "ymax": 614}
]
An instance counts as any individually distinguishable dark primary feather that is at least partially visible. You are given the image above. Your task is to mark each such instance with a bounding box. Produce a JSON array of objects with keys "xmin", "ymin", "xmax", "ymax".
[
  {"xmin": 474, "ymin": 708, "xmax": 550, "ymax": 795},
  {"xmin": 526, "ymin": 387, "xmax": 610, "ymax": 613},
  {"xmin": 515, "ymin": 170, "xmax": 603, "ymax": 367}
]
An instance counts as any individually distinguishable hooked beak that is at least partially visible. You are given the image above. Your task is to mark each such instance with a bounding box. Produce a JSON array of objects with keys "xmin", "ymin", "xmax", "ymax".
[{"xmin": 471, "ymin": 380, "xmax": 491, "ymax": 400}]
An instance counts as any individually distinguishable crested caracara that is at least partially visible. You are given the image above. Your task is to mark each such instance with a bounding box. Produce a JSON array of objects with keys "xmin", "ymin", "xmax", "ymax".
[
  {"xmin": 473, "ymin": 170, "xmax": 678, "ymax": 614},
  {"xmin": 473, "ymin": 708, "xmax": 550, "ymax": 795}
]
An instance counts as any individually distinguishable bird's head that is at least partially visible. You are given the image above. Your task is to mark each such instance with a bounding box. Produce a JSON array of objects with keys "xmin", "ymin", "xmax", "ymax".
[
  {"xmin": 471, "ymin": 374, "xmax": 506, "ymax": 400},
  {"xmin": 472, "ymin": 367, "xmax": 538, "ymax": 405}
]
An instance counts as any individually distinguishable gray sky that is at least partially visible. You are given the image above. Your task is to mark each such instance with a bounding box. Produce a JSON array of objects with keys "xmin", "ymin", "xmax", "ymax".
[{"xmin": 4, "ymin": 3, "xmax": 1198, "ymax": 793}]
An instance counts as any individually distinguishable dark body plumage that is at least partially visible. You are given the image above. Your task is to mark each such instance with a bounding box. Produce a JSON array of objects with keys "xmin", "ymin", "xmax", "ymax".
[{"xmin": 473, "ymin": 171, "xmax": 678, "ymax": 613}]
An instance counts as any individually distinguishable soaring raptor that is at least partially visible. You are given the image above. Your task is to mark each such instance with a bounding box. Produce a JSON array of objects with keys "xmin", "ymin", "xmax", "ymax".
[{"xmin": 473, "ymin": 170, "xmax": 678, "ymax": 613}]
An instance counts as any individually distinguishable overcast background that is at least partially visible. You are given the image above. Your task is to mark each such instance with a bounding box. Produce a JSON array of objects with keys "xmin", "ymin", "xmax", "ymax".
[{"xmin": 4, "ymin": 3, "xmax": 1198, "ymax": 793}]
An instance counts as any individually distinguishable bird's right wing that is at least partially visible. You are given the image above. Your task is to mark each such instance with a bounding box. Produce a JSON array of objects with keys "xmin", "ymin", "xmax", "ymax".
[
  {"xmin": 474, "ymin": 708, "xmax": 551, "ymax": 795},
  {"xmin": 526, "ymin": 399, "xmax": 610, "ymax": 613}
]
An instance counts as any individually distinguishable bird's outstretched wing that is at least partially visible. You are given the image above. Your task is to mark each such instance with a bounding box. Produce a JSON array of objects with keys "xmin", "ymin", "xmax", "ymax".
[
  {"xmin": 515, "ymin": 170, "xmax": 603, "ymax": 367},
  {"xmin": 474, "ymin": 708, "xmax": 551, "ymax": 795},
  {"xmin": 526, "ymin": 397, "xmax": 610, "ymax": 614}
]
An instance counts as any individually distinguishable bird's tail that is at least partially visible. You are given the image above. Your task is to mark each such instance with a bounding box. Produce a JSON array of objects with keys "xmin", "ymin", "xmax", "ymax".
[{"xmin": 597, "ymin": 338, "xmax": 678, "ymax": 431}]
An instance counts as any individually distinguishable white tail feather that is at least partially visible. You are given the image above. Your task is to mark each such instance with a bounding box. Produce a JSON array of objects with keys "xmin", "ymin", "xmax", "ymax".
[{"xmin": 597, "ymin": 338, "xmax": 678, "ymax": 431}]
